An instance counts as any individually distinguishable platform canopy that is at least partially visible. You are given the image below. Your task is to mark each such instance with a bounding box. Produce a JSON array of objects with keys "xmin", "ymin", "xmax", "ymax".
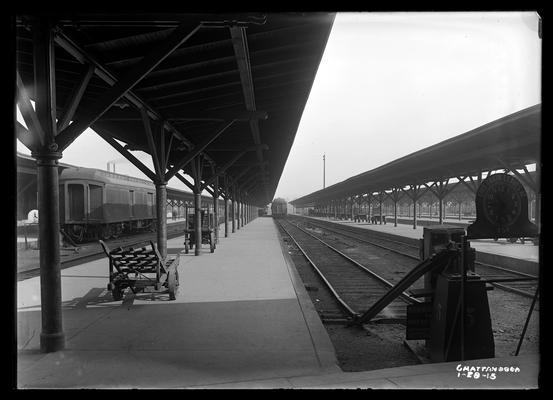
[
  {"xmin": 291, "ymin": 103, "xmax": 541, "ymax": 206},
  {"xmin": 15, "ymin": 13, "xmax": 335, "ymax": 206}
]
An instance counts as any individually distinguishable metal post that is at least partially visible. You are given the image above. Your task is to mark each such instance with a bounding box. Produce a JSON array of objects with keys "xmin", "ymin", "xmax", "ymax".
[
  {"xmin": 460, "ymin": 236, "xmax": 467, "ymax": 361},
  {"xmin": 155, "ymin": 182, "xmax": 167, "ymax": 258},
  {"xmin": 535, "ymin": 161, "xmax": 541, "ymax": 232},
  {"xmin": 394, "ymin": 198, "xmax": 398, "ymax": 227},
  {"xmin": 439, "ymin": 196, "xmax": 443, "ymax": 224},
  {"xmin": 379, "ymin": 193, "xmax": 383, "ymax": 224},
  {"xmin": 413, "ymin": 198, "xmax": 417, "ymax": 229},
  {"xmin": 231, "ymin": 186, "xmax": 236, "ymax": 233},
  {"xmin": 194, "ymin": 191, "xmax": 202, "ymax": 255},
  {"xmin": 515, "ymin": 286, "xmax": 539, "ymax": 356},
  {"xmin": 237, "ymin": 195, "xmax": 241, "ymax": 230},
  {"xmin": 323, "ymin": 153, "xmax": 325, "ymax": 189},
  {"xmin": 185, "ymin": 204, "xmax": 188, "ymax": 228},
  {"xmin": 34, "ymin": 151, "xmax": 65, "ymax": 352},
  {"xmin": 213, "ymin": 176, "xmax": 219, "ymax": 244}
]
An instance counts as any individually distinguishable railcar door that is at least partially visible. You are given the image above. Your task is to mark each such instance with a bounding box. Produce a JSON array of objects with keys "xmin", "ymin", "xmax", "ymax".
[
  {"xmin": 88, "ymin": 184, "xmax": 103, "ymax": 220},
  {"xmin": 67, "ymin": 183, "xmax": 86, "ymax": 222}
]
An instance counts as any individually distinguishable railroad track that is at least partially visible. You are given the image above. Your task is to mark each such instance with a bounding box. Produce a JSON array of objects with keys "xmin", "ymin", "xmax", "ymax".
[
  {"xmin": 290, "ymin": 215, "xmax": 539, "ymax": 299},
  {"xmin": 276, "ymin": 218, "xmax": 419, "ymax": 324},
  {"xmin": 17, "ymin": 222, "xmax": 187, "ymax": 281}
]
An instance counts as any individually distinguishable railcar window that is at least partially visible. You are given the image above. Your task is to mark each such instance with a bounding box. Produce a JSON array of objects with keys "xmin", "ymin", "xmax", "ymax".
[
  {"xmin": 89, "ymin": 185, "xmax": 103, "ymax": 219},
  {"xmin": 59, "ymin": 184, "xmax": 65, "ymax": 222},
  {"xmin": 147, "ymin": 192, "xmax": 153, "ymax": 217},
  {"xmin": 68, "ymin": 184, "xmax": 85, "ymax": 221},
  {"xmin": 129, "ymin": 190, "xmax": 134, "ymax": 217}
]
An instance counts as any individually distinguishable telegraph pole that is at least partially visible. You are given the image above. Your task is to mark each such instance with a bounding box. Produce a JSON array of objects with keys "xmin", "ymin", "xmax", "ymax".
[{"xmin": 323, "ymin": 153, "xmax": 326, "ymax": 189}]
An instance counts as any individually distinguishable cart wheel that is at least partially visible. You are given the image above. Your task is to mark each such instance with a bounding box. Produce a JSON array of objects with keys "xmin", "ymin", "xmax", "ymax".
[
  {"xmin": 168, "ymin": 268, "xmax": 179, "ymax": 300},
  {"xmin": 112, "ymin": 285, "xmax": 124, "ymax": 301}
]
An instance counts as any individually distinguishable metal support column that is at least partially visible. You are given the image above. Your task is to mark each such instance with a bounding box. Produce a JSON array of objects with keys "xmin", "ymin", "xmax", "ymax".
[
  {"xmin": 413, "ymin": 199, "xmax": 417, "ymax": 229},
  {"xmin": 29, "ymin": 17, "xmax": 66, "ymax": 352},
  {"xmin": 232, "ymin": 185, "xmax": 236, "ymax": 233},
  {"xmin": 535, "ymin": 161, "xmax": 541, "ymax": 232},
  {"xmin": 155, "ymin": 182, "xmax": 167, "ymax": 258},
  {"xmin": 213, "ymin": 176, "xmax": 219, "ymax": 244},
  {"xmin": 236, "ymin": 194, "xmax": 241, "ymax": 230},
  {"xmin": 379, "ymin": 192, "xmax": 383, "ymax": 224},
  {"xmin": 394, "ymin": 199, "xmax": 398, "ymax": 227},
  {"xmin": 194, "ymin": 190, "xmax": 202, "ymax": 256},
  {"xmin": 438, "ymin": 196, "xmax": 443, "ymax": 224},
  {"xmin": 224, "ymin": 176, "xmax": 229, "ymax": 237},
  {"xmin": 191, "ymin": 156, "xmax": 203, "ymax": 256},
  {"xmin": 35, "ymin": 151, "xmax": 65, "ymax": 352}
]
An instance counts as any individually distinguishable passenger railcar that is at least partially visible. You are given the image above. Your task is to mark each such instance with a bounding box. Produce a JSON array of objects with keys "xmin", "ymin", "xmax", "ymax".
[
  {"xmin": 59, "ymin": 167, "xmax": 157, "ymax": 242},
  {"xmin": 271, "ymin": 198, "xmax": 288, "ymax": 218}
]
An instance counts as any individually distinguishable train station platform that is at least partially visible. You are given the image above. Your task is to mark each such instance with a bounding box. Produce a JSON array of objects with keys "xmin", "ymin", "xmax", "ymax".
[
  {"xmin": 301, "ymin": 216, "xmax": 540, "ymax": 275},
  {"xmin": 16, "ymin": 217, "xmax": 540, "ymax": 389}
]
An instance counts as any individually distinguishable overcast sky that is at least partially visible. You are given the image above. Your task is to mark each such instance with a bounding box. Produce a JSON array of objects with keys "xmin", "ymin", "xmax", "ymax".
[{"xmin": 16, "ymin": 11, "xmax": 542, "ymax": 203}]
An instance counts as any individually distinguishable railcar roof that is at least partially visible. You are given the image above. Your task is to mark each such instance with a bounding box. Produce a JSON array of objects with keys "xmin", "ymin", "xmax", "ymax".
[{"xmin": 60, "ymin": 167, "xmax": 157, "ymax": 190}]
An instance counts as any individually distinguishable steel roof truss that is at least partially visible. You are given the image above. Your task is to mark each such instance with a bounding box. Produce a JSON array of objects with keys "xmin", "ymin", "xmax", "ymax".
[
  {"xmin": 141, "ymin": 107, "xmax": 163, "ymax": 180},
  {"xmin": 16, "ymin": 72, "xmax": 46, "ymax": 148},
  {"xmin": 95, "ymin": 128, "xmax": 157, "ymax": 182},
  {"xmin": 57, "ymin": 63, "xmax": 95, "ymax": 132},
  {"xmin": 55, "ymin": 22, "xmax": 203, "ymax": 151},
  {"xmin": 165, "ymin": 120, "xmax": 236, "ymax": 180}
]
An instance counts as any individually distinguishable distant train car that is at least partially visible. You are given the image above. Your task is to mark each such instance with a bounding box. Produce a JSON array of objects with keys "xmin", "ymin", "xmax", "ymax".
[
  {"xmin": 59, "ymin": 167, "xmax": 157, "ymax": 242},
  {"xmin": 271, "ymin": 198, "xmax": 288, "ymax": 218}
]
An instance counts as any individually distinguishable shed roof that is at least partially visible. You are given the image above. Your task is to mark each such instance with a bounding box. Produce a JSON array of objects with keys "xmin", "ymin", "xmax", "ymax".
[
  {"xmin": 291, "ymin": 103, "xmax": 541, "ymax": 206},
  {"xmin": 15, "ymin": 13, "xmax": 335, "ymax": 206}
]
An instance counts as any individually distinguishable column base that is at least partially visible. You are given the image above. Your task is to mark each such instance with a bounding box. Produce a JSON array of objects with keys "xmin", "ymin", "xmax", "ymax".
[{"xmin": 40, "ymin": 331, "xmax": 65, "ymax": 353}]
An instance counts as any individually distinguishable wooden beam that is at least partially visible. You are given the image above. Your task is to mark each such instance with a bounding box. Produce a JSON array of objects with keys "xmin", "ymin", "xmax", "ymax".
[
  {"xmin": 95, "ymin": 129, "xmax": 157, "ymax": 181},
  {"xmin": 495, "ymin": 157, "xmax": 537, "ymax": 192},
  {"xmin": 168, "ymin": 110, "xmax": 268, "ymax": 122},
  {"xmin": 16, "ymin": 71, "xmax": 45, "ymax": 146},
  {"xmin": 54, "ymin": 29, "xmax": 195, "ymax": 153},
  {"xmin": 164, "ymin": 127, "xmax": 174, "ymax": 172},
  {"xmin": 57, "ymin": 64, "xmax": 95, "ymax": 131},
  {"xmin": 32, "ymin": 18, "xmax": 57, "ymax": 146},
  {"xmin": 174, "ymin": 172, "xmax": 195, "ymax": 191},
  {"xmin": 140, "ymin": 107, "xmax": 162, "ymax": 179},
  {"xmin": 165, "ymin": 120, "xmax": 235, "ymax": 180},
  {"xmin": 16, "ymin": 122, "xmax": 39, "ymax": 151},
  {"xmin": 456, "ymin": 176, "xmax": 478, "ymax": 195},
  {"xmin": 56, "ymin": 22, "xmax": 202, "ymax": 151},
  {"xmin": 200, "ymin": 145, "xmax": 267, "ymax": 190}
]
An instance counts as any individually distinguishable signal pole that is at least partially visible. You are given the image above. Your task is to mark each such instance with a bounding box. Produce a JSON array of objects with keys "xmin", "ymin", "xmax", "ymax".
[{"xmin": 323, "ymin": 154, "xmax": 326, "ymax": 189}]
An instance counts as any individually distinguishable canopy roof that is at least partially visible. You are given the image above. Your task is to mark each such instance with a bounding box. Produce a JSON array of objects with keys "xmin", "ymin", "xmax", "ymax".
[
  {"xmin": 15, "ymin": 13, "xmax": 335, "ymax": 206},
  {"xmin": 291, "ymin": 103, "xmax": 541, "ymax": 206}
]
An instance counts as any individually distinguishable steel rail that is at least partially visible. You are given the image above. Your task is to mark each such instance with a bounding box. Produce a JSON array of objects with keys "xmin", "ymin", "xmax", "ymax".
[
  {"xmin": 285, "ymin": 219, "xmax": 420, "ymax": 305},
  {"xmin": 291, "ymin": 216, "xmax": 420, "ymax": 258},
  {"xmin": 276, "ymin": 219, "xmax": 359, "ymax": 318},
  {"xmin": 292, "ymin": 216, "xmax": 539, "ymax": 299}
]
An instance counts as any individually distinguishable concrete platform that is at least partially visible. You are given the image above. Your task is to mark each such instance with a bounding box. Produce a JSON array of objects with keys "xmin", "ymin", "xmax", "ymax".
[
  {"xmin": 302, "ymin": 215, "xmax": 539, "ymax": 275},
  {"xmin": 17, "ymin": 217, "xmax": 540, "ymax": 389}
]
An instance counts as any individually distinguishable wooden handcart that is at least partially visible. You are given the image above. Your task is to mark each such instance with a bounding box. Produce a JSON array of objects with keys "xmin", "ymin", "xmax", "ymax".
[
  {"xmin": 183, "ymin": 228, "xmax": 215, "ymax": 254},
  {"xmin": 99, "ymin": 240, "xmax": 180, "ymax": 301}
]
